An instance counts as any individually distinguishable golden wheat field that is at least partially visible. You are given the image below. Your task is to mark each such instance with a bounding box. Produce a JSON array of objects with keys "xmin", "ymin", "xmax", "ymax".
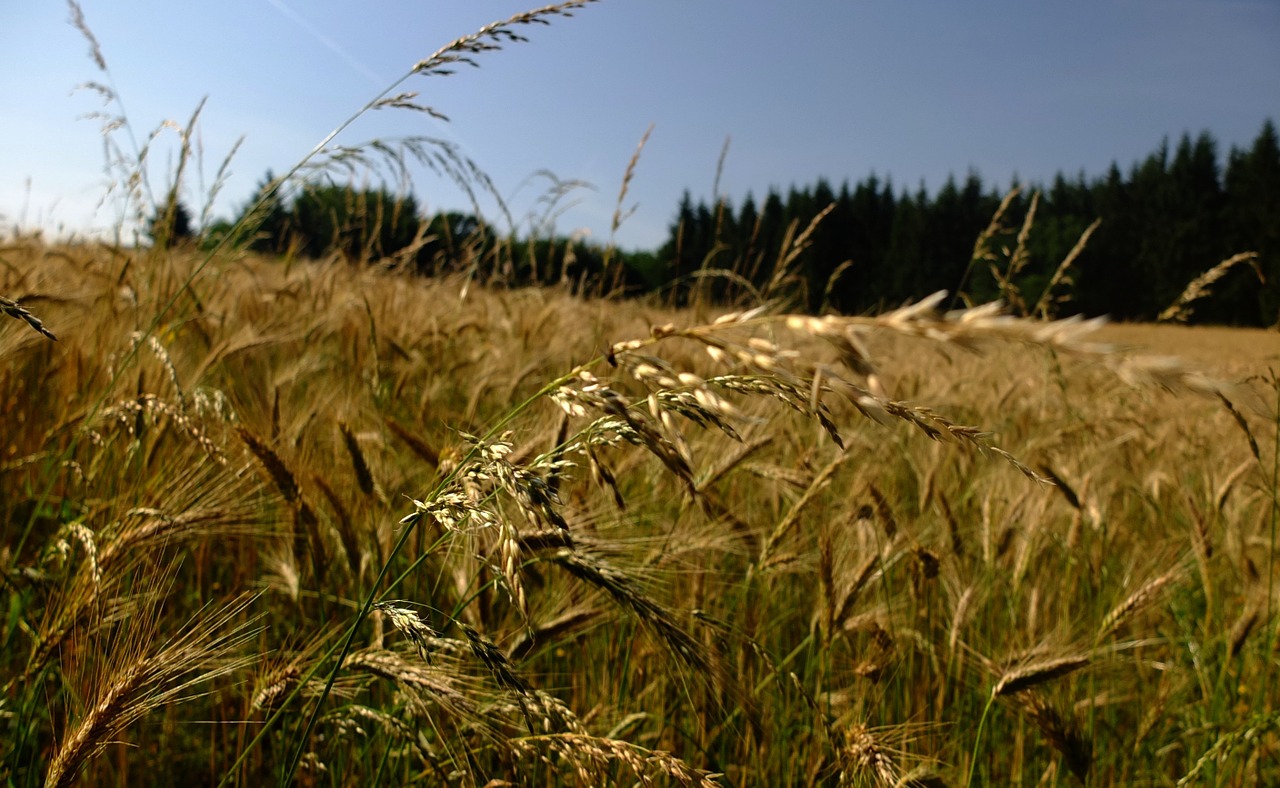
[
  {"xmin": 1092, "ymin": 323, "xmax": 1280, "ymax": 378},
  {"xmin": 1, "ymin": 235, "xmax": 1277, "ymax": 787},
  {"xmin": 3, "ymin": 2, "xmax": 1278, "ymax": 785}
]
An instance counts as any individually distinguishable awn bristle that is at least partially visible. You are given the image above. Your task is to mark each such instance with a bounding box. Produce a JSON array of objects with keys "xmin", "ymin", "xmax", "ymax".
[{"xmin": 45, "ymin": 594, "xmax": 260, "ymax": 788}]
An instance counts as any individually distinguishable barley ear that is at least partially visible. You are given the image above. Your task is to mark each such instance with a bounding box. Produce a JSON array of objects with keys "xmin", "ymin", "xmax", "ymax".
[{"xmin": 1, "ymin": 295, "xmax": 58, "ymax": 341}]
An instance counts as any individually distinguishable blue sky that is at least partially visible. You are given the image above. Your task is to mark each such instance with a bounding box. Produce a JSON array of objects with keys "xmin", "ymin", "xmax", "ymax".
[{"xmin": 2, "ymin": 1, "xmax": 1277, "ymax": 250}]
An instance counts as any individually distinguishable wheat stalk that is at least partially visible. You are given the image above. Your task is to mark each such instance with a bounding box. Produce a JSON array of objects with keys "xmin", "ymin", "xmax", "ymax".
[{"xmin": 45, "ymin": 593, "xmax": 260, "ymax": 788}]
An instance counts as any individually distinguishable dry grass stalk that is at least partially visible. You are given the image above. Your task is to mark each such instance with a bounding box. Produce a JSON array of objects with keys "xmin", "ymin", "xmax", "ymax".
[
  {"xmin": 774, "ymin": 289, "xmax": 1236, "ymax": 406},
  {"xmin": 99, "ymin": 507, "xmax": 253, "ymax": 574},
  {"xmin": 66, "ymin": 0, "xmax": 106, "ymax": 71},
  {"xmin": 937, "ymin": 493, "xmax": 964, "ymax": 557},
  {"xmin": 459, "ymin": 622, "xmax": 531, "ymax": 695},
  {"xmin": 53, "ymin": 521, "xmax": 100, "ymax": 588},
  {"xmin": 130, "ymin": 331, "xmax": 185, "ymax": 412},
  {"xmin": 320, "ymin": 704, "xmax": 439, "ymax": 770},
  {"xmin": 820, "ymin": 259, "xmax": 856, "ymax": 312},
  {"xmin": 764, "ymin": 202, "xmax": 837, "ymax": 302},
  {"xmin": 1132, "ymin": 677, "xmax": 1174, "ymax": 754},
  {"xmin": 789, "ymin": 667, "xmax": 917, "ymax": 788},
  {"xmin": 851, "ymin": 622, "xmax": 896, "ymax": 682},
  {"xmin": 968, "ymin": 187, "xmax": 1020, "ymax": 269},
  {"xmin": 759, "ymin": 451, "xmax": 853, "ymax": 566},
  {"xmin": 831, "ymin": 550, "xmax": 884, "ymax": 633},
  {"xmin": 1033, "ymin": 217, "xmax": 1101, "ymax": 319},
  {"xmin": 251, "ymin": 666, "xmax": 303, "ymax": 713},
  {"xmin": 411, "ymin": 1, "xmax": 599, "ymax": 79},
  {"xmin": 878, "ymin": 399, "xmax": 1043, "ymax": 480},
  {"xmin": 252, "ymin": 632, "xmax": 364, "ymax": 713},
  {"xmin": 457, "ymin": 622, "xmax": 581, "ymax": 736},
  {"xmin": 952, "ymin": 186, "xmax": 1021, "ymax": 307},
  {"xmin": 696, "ymin": 434, "xmax": 773, "ymax": 493},
  {"xmin": 948, "ymin": 585, "xmax": 976, "ymax": 656},
  {"xmin": 989, "ymin": 190, "xmax": 1038, "ymax": 315},
  {"xmin": 1185, "ymin": 501, "xmax": 1216, "ymax": 620},
  {"xmin": 1216, "ymin": 459, "xmax": 1254, "ymax": 512},
  {"xmin": 603, "ymin": 123, "xmax": 654, "ymax": 287},
  {"xmin": 1218, "ymin": 393, "xmax": 1262, "ymax": 464},
  {"xmin": 606, "ymin": 298, "xmax": 1147, "ymax": 482},
  {"xmin": 23, "ymin": 503, "xmax": 255, "ymax": 684},
  {"xmin": 1158, "ymin": 252, "xmax": 1262, "ymax": 323},
  {"xmin": 342, "ymin": 648, "xmax": 484, "ymax": 725},
  {"xmin": 867, "ymin": 484, "xmax": 899, "ymax": 540}
]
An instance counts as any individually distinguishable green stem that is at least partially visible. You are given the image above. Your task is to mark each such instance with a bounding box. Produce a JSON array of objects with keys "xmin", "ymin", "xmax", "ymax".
[{"xmin": 966, "ymin": 691, "xmax": 997, "ymax": 788}]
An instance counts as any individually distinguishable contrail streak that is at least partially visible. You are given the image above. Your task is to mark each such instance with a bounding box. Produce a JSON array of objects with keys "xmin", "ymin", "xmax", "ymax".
[{"xmin": 264, "ymin": 0, "xmax": 385, "ymax": 87}]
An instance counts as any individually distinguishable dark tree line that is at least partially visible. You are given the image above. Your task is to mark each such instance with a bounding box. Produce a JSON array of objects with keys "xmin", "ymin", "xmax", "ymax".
[
  {"xmin": 658, "ymin": 120, "xmax": 1280, "ymax": 324},
  {"xmin": 193, "ymin": 121, "xmax": 1278, "ymax": 324},
  {"xmin": 201, "ymin": 174, "xmax": 652, "ymax": 295}
]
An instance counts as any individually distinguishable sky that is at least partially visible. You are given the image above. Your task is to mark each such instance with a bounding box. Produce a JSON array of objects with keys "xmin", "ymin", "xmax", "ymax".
[{"xmin": 2, "ymin": 1, "xmax": 1278, "ymax": 251}]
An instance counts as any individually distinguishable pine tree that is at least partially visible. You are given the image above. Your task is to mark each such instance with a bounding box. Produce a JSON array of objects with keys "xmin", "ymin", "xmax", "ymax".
[
  {"xmin": 1223, "ymin": 120, "xmax": 1280, "ymax": 324},
  {"xmin": 885, "ymin": 186, "xmax": 927, "ymax": 303},
  {"xmin": 145, "ymin": 200, "xmax": 194, "ymax": 249},
  {"xmin": 752, "ymin": 189, "xmax": 786, "ymax": 288}
]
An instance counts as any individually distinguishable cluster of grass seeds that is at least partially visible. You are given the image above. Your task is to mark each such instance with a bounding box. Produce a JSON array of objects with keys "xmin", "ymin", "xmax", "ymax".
[{"xmin": 4, "ymin": 2, "xmax": 1280, "ymax": 786}]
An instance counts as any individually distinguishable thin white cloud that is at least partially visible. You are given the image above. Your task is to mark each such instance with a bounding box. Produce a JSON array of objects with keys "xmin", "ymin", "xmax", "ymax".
[{"xmin": 264, "ymin": 0, "xmax": 385, "ymax": 88}]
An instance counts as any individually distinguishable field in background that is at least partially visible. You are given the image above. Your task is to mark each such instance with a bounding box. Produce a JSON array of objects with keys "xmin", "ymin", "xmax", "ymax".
[
  {"xmin": 1094, "ymin": 322, "xmax": 1280, "ymax": 377},
  {"xmin": 2, "ymin": 237, "xmax": 1278, "ymax": 786}
]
